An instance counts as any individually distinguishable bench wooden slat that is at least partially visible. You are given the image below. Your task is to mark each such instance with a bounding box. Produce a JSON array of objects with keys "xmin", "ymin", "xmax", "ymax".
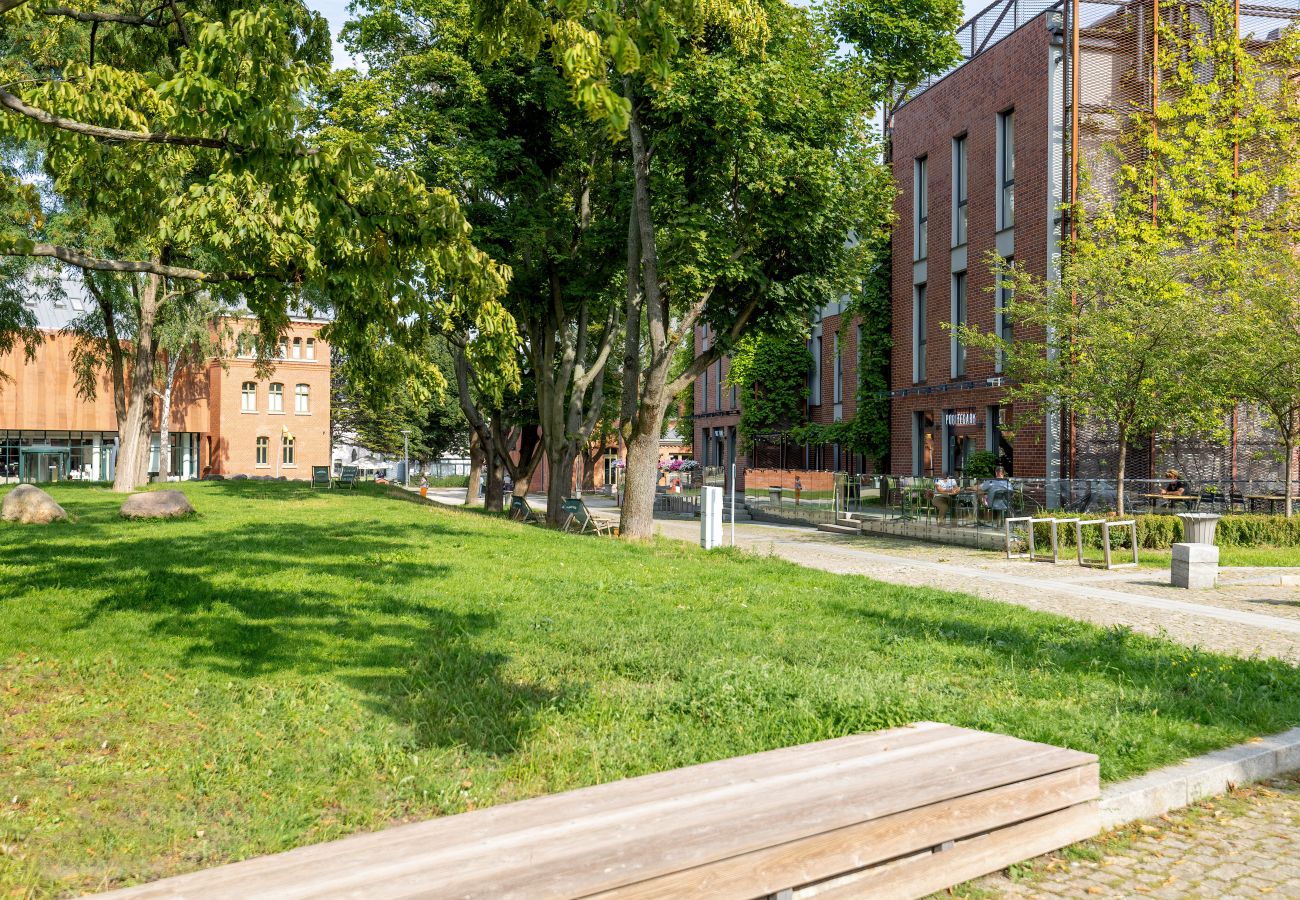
[
  {"xmin": 584, "ymin": 763, "xmax": 1099, "ymax": 899},
  {"xmin": 99, "ymin": 724, "xmax": 1098, "ymax": 900},
  {"xmin": 421, "ymin": 746, "xmax": 1090, "ymax": 900},
  {"xmin": 808, "ymin": 800, "xmax": 1100, "ymax": 900}
]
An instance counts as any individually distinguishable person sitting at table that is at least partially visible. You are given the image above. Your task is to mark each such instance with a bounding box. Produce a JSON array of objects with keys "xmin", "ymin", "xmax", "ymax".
[
  {"xmin": 932, "ymin": 473, "xmax": 960, "ymax": 521},
  {"xmin": 976, "ymin": 467, "xmax": 1014, "ymax": 520},
  {"xmin": 1163, "ymin": 469, "xmax": 1187, "ymax": 496}
]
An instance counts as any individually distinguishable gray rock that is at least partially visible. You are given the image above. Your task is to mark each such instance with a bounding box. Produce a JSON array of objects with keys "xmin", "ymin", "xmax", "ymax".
[
  {"xmin": 1, "ymin": 484, "xmax": 67, "ymax": 525},
  {"xmin": 120, "ymin": 490, "xmax": 196, "ymax": 520}
]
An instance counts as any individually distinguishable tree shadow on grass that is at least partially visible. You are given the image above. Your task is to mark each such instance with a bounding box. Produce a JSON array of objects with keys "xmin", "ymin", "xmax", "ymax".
[{"xmin": 0, "ymin": 511, "xmax": 560, "ymax": 757}]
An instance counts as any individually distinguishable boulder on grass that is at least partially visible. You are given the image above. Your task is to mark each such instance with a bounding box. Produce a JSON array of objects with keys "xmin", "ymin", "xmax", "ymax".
[
  {"xmin": 1, "ymin": 485, "xmax": 67, "ymax": 525},
  {"xmin": 120, "ymin": 490, "xmax": 195, "ymax": 520}
]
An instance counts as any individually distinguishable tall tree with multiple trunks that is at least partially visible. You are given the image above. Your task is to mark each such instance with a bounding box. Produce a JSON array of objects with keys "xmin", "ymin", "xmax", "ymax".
[
  {"xmin": 339, "ymin": 0, "xmax": 626, "ymax": 523},
  {"xmin": 0, "ymin": 1, "xmax": 512, "ymax": 490},
  {"xmin": 475, "ymin": 0, "xmax": 958, "ymax": 538}
]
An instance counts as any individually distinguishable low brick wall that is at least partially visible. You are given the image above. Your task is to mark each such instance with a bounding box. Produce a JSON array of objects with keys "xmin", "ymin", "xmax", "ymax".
[{"xmin": 746, "ymin": 468, "xmax": 836, "ymax": 492}]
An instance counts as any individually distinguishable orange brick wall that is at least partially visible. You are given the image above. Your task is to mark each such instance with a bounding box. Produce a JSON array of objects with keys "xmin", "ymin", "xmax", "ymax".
[
  {"xmin": 207, "ymin": 322, "xmax": 331, "ymax": 477},
  {"xmin": 0, "ymin": 332, "xmax": 212, "ymax": 433},
  {"xmin": 1, "ymin": 319, "xmax": 329, "ymax": 479}
]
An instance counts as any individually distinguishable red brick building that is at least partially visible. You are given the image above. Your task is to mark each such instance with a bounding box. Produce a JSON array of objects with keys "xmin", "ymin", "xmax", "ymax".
[
  {"xmin": 890, "ymin": 0, "xmax": 1300, "ymax": 496},
  {"xmin": 0, "ymin": 295, "xmax": 330, "ymax": 482},
  {"xmin": 889, "ymin": 4, "xmax": 1064, "ymax": 484}
]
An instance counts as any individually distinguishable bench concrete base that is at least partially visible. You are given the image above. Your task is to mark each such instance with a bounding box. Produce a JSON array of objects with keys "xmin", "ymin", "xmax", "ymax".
[{"xmin": 1171, "ymin": 542, "xmax": 1218, "ymax": 589}]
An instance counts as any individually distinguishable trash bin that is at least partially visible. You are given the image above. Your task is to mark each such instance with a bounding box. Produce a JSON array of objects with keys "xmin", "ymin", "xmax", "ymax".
[
  {"xmin": 1177, "ymin": 512, "xmax": 1221, "ymax": 545},
  {"xmin": 768, "ymin": 486, "xmax": 783, "ymax": 504}
]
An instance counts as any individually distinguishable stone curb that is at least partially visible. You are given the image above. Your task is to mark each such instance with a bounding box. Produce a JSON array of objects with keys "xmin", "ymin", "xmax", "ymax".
[{"xmin": 1100, "ymin": 726, "xmax": 1300, "ymax": 829}]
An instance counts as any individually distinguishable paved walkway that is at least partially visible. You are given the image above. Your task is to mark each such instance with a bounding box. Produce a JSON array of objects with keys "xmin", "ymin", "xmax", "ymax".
[{"xmin": 968, "ymin": 773, "xmax": 1300, "ymax": 898}]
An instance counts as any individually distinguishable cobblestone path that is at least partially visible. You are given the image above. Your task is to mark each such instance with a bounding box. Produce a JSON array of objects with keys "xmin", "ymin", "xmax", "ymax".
[{"xmin": 966, "ymin": 774, "xmax": 1300, "ymax": 898}]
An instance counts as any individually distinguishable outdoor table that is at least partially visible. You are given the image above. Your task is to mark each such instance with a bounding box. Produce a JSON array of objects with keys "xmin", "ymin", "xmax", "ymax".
[
  {"xmin": 1141, "ymin": 493, "xmax": 1199, "ymax": 511},
  {"xmin": 1245, "ymin": 494, "xmax": 1287, "ymax": 514}
]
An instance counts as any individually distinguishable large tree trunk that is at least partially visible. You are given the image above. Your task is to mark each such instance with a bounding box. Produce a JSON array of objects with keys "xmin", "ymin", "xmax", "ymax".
[
  {"xmin": 484, "ymin": 457, "xmax": 505, "ymax": 512},
  {"xmin": 465, "ymin": 430, "xmax": 483, "ymax": 506},
  {"xmin": 620, "ymin": 402, "xmax": 667, "ymax": 540},
  {"xmin": 544, "ymin": 444, "xmax": 578, "ymax": 526},
  {"xmin": 112, "ymin": 274, "xmax": 161, "ymax": 492}
]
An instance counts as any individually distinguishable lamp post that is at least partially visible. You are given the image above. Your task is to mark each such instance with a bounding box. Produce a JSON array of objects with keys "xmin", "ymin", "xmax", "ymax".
[{"xmin": 401, "ymin": 429, "xmax": 411, "ymax": 487}]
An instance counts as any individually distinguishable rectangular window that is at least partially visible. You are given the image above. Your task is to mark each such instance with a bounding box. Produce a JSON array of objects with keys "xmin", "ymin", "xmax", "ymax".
[
  {"xmin": 715, "ymin": 360, "xmax": 722, "ymax": 411},
  {"xmin": 999, "ymin": 110, "xmax": 1015, "ymax": 229},
  {"xmin": 295, "ymin": 383, "xmax": 310, "ymax": 414},
  {"xmin": 701, "ymin": 365, "xmax": 709, "ymax": 413},
  {"xmin": 809, "ymin": 334, "xmax": 822, "ymax": 405},
  {"xmin": 952, "ymin": 271, "xmax": 967, "ymax": 378},
  {"xmin": 913, "ymin": 284, "xmax": 927, "ymax": 384},
  {"xmin": 278, "ymin": 338, "xmax": 288, "ymax": 359},
  {"xmin": 953, "ymin": 135, "xmax": 968, "ymax": 246},
  {"xmin": 255, "ymin": 436, "xmax": 268, "ymax": 466},
  {"xmin": 833, "ymin": 332, "xmax": 843, "ymax": 404},
  {"xmin": 306, "ymin": 338, "xmax": 316, "ymax": 360},
  {"xmin": 282, "ymin": 435, "xmax": 295, "ymax": 466},
  {"xmin": 269, "ymin": 382, "xmax": 284, "ymax": 413},
  {"xmin": 291, "ymin": 337, "xmax": 302, "ymax": 359},
  {"xmin": 241, "ymin": 381, "xmax": 257, "ymax": 412},
  {"xmin": 996, "ymin": 259, "xmax": 1014, "ymax": 373},
  {"xmin": 914, "ymin": 156, "xmax": 928, "ymax": 260}
]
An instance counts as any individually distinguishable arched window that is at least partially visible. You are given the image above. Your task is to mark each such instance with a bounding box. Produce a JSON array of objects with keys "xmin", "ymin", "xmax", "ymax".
[
  {"xmin": 282, "ymin": 434, "xmax": 295, "ymax": 465},
  {"xmin": 255, "ymin": 436, "xmax": 269, "ymax": 465},
  {"xmin": 295, "ymin": 383, "xmax": 310, "ymax": 414},
  {"xmin": 268, "ymin": 383, "xmax": 284, "ymax": 413},
  {"xmin": 241, "ymin": 381, "xmax": 257, "ymax": 412}
]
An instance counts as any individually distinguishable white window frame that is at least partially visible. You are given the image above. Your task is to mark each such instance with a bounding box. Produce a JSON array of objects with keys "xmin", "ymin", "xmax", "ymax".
[
  {"xmin": 295, "ymin": 383, "xmax": 310, "ymax": 414},
  {"xmin": 268, "ymin": 382, "xmax": 284, "ymax": 413},
  {"xmin": 952, "ymin": 134, "xmax": 968, "ymax": 246},
  {"xmin": 998, "ymin": 110, "xmax": 1015, "ymax": 230},
  {"xmin": 913, "ymin": 284, "xmax": 927, "ymax": 384},
  {"xmin": 306, "ymin": 338, "xmax": 316, "ymax": 360},
  {"xmin": 914, "ymin": 156, "xmax": 928, "ymax": 261},
  {"xmin": 282, "ymin": 434, "xmax": 295, "ymax": 466},
  {"xmin": 951, "ymin": 271, "xmax": 967, "ymax": 378},
  {"xmin": 241, "ymin": 381, "xmax": 257, "ymax": 412},
  {"xmin": 255, "ymin": 436, "xmax": 269, "ymax": 466}
]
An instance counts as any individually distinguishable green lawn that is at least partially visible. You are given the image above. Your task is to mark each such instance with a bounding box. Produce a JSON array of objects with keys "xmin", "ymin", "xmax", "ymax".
[
  {"xmin": 4, "ymin": 482, "xmax": 1300, "ymax": 895},
  {"xmin": 1140, "ymin": 546, "xmax": 1300, "ymax": 568}
]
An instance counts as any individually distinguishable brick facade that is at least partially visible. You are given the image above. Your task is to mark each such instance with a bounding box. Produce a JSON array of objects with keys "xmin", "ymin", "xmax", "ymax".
[
  {"xmin": 206, "ymin": 320, "xmax": 331, "ymax": 478},
  {"xmin": 0, "ymin": 315, "xmax": 330, "ymax": 480},
  {"xmin": 890, "ymin": 15, "xmax": 1059, "ymax": 480}
]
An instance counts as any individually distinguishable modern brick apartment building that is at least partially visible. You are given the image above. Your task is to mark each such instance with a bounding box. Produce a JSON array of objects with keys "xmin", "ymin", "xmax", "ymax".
[
  {"xmin": 0, "ymin": 295, "xmax": 330, "ymax": 482},
  {"xmin": 890, "ymin": 0, "xmax": 1300, "ymax": 494}
]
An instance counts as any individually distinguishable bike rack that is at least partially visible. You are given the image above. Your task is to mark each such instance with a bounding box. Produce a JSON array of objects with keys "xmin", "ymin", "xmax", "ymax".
[{"xmin": 1075, "ymin": 519, "xmax": 1139, "ymax": 569}]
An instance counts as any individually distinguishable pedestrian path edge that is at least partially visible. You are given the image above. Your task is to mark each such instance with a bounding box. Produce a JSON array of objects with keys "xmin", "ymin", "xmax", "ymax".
[{"xmin": 1100, "ymin": 726, "xmax": 1300, "ymax": 828}]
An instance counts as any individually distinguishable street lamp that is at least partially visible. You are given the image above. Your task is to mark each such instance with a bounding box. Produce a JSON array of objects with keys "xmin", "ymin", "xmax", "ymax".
[{"xmin": 401, "ymin": 429, "xmax": 411, "ymax": 487}]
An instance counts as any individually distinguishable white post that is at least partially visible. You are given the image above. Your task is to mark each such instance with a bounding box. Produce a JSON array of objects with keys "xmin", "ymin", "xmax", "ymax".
[
  {"xmin": 730, "ymin": 463, "xmax": 736, "ymax": 546},
  {"xmin": 701, "ymin": 485, "xmax": 723, "ymax": 549},
  {"xmin": 401, "ymin": 429, "xmax": 411, "ymax": 487}
]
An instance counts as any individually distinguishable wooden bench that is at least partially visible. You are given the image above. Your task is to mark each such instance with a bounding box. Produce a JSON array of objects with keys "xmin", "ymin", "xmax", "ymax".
[{"xmin": 100, "ymin": 722, "xmax": 1098, "ymax": 900}]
